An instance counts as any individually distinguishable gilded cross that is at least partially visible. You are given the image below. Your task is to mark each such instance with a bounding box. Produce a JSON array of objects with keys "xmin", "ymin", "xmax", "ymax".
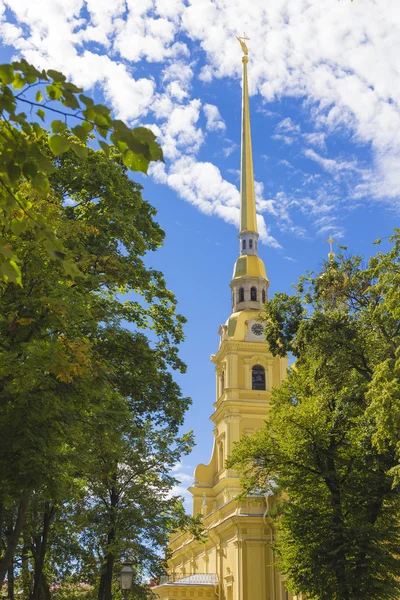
[{"xmin": 326, "ymin": 235, "xmax": 337, "ymax": 259}]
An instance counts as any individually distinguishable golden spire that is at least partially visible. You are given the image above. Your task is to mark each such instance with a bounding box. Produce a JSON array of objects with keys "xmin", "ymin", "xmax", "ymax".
[{"xmin": 237, "ymin": 33, "xmax": 258, "ymax": 234}]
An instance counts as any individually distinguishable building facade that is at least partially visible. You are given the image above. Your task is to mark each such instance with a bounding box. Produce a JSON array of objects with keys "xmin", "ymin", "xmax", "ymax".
[{"xmin": 153, "ymin": 39, "xmax": 299, "ymax": 600}]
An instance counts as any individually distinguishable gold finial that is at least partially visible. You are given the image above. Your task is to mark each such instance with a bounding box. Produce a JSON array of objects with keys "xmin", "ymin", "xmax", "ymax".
[
  {"xmin": 326, "ymin": 235, "xmax": 337, "ymax": 260},
  {"xmin": 236, "ymin": 32, "xmax": 250, "ymax": 56}
]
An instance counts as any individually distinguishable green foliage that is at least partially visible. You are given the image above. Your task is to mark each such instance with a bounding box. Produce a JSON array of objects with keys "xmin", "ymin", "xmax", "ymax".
[
  {"xmin": 0, "ymin": 59, "xmax": 163, "ymax": 285},
  {"xmin": 0, "ymin": 141, "xmax": 192, "ymax": 598},
  {"xmin": 229, "ymin": 232, "xmax": 400, "ymax": 600}
]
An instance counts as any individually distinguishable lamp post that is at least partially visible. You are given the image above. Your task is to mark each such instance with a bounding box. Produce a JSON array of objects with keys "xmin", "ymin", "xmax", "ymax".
[{"xmin": 119, "ymin": 562, "xmax": 134, "ymax": 599}]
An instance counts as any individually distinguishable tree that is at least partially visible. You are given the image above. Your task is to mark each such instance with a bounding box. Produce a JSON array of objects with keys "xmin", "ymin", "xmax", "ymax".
[
  {"xmin": 229, "ymin": 233, "xmax": 400, "ymax": 600},
  {"xmin": 0, "ymin": 60, "xmax": 163, "ymax": 284},
  {"xmin": 0, "ymin": 137, "xmax": 191, "ymax": 594}
]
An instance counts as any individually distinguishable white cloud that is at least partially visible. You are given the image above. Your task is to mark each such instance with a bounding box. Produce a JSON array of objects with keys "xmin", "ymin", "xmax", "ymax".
[
  {"xmin": 304, "ymin": 148, "xmax": 359, "ymax": 176},
  {"xmin": 223, "ymin": 142, "xmax": 238, "ymax": 158},
  {"xmin": 163, "ymin": 61, "xmax": 194, "ymax": 101},
  {"xmin": 157, "ymin": 99, "xmax": 204, "ymax": 159},
  {"xmin": 203, "ymin": 103, "xmax": 226, "ymax": 132},
  {"xmin": 150, "ymin": 157, "xmax": 280, "ymax": 247},
  {"xmin": 3, "ymin": 0, "xmax": 400, "ymax": 241},
  {"xmin": 276, "ymin": 117, "xmax": 300, "ymax": 134},
  {"xmin": 303, "ymin": 132, "xmax": 326, "ymax": 149},
  {"xmin": 272, "ymin": 134, "xmax": 296, "ymax": 145}
]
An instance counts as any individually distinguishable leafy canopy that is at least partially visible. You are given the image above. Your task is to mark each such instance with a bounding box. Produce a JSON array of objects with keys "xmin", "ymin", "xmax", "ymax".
[
  {"xmin": 229, "ymin": 232, "xmax": 400, "ymax": 600},
  {"xmin": 0, "ymin": 60, "xmax": 163, "ymax": 285}
]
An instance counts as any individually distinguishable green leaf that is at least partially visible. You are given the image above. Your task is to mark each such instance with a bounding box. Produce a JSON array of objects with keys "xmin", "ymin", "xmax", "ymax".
[
  {"xmin": 133, "ymin": 126, "xmax": 157, "ymax": 144},
  {"xmin": 126, "ymin": 135, "xmax": 148, "ymax": 156},
  {"xmin": 62, "ymin": 258, "xmax": 82, "ymax": 278},
  {"xmin": 95, "ymin": 124, "xmax": 108, "ymax": 139},
  {"xmin": 62, "ymin": 90, "xmax": 80, "ymax": 110},
  {"xmin": 49, "ymin": 135, "xmax": 70, "ymax": 156},
  {"xmin": 47, "ymin": 69, "xmax": 66, "ymax": 83},
  {"xmin": 99, "ymin": 141, "xmax": 110, "ymax": 157},
  {"xmin": 51, "ymin": 120, "xmax": 67, "ymax": 134},
  {"xmin": 148, "ymin": 141, "xmax": 164, "ymax": 162},
  {"xmin": 12, "ymin": 72, "xmax": 25, "ymax": 90},
  {"xmin": 11, "ymin": 217, "xmax": 28, "ymax": 235},
  {"xmin": 0, "ymin": 244, "xmax": 15, "ymax": 259},
  {"xmin": 0, "ymin": 258, "xmax": 22, "ymax": 286},
  {"xmin": 63, "ymin": 82, "xmax": 82, "ymax": 93},
  {"xmin": 46, "ymin": 84, "xmax": 63, "ymax": 101},
  {"xmin": 93, "ymin": 104, "xmax": 110, "ymax": 117},
  {"xmin": 71, "ymin": 125, "xmax": 88, "ymax": 141},
  {"xmin": 93, "ymin": 113, "xmax": 109, "ymax": 128},
  {"xmin": 37, "ymin": 109, "xmax": 45, "ymax": 122},
  {"xmin": 72, "ymin": 121, "xmax": 93, "ymax": 141},
  {"xmin": 36, "ymin": 89, "xmax": 43, "ymax": 103},
  {"xmin": 70, "ymin": 143, "xmax": 88, "ymax": 161},
  {"xmin": 32, "ymin": 173, "xmax": 50, "ymax": 196},
  {"xmin": 22, "ymin": 161, "xmax": 38, "ymax": 179},
  {"xmin": 0, "ymin": 64, "xmax": 14, "ymax": 84},
  {"xmin": 373, "ymin": 238, "xmax": 382, "ymax": 245},
  {"xmin": 35, "ymin": 153, "xmax": 56, "ymax": 174},
  {"xmin": 6, "ymin": 161, "xmax": 21, "ymax": 185},
  {"xmin": 123, "ymin": 150, "xmax": 149, "ymax": 174},
  {"xmin": 82, "ymin": 107, "xmax": 95, "ymax": 121},
  {"xmin": 79, "ymin": 94, "xmax": 94, "ymax": 107}
]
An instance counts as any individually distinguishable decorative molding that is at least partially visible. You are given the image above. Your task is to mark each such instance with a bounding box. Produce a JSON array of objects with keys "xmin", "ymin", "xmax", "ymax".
[{"xmin": 225, "ymin": 414, "xmax": 241, "ymax": 423}]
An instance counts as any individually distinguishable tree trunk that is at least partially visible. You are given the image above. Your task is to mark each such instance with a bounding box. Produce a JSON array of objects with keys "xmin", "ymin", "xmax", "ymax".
[
  {"xmin": 40, "ymin": 571, "xmax": 51, "ymax": 600},
  {"xmin": 0, "ymin": 490, "xmax": 30, "ymax": 589},
  {"xmin": 7, "ymin": 556, "xmax": 14, "ymax": 600},
  {"xmin": 98, "ymin": 546, "xmax": 115, "ymax": 600},
  {"xmin": 325, "ymin": 454, "xmax": 349, "ymax": 600},
  {"xmin": 31, "ymin": 504, "xmax": 55, "ymax": 600},
  {"xmin": 98, "ymin": 482, "xmax": 119, "ymax": 600},
  {"xmin": 22, "ymin": 529, "xmax": 33, "ymax": 598}
]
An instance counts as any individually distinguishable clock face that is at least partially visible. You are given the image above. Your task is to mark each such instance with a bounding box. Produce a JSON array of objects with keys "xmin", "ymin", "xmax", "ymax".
[{"xmin": 251, "ymin": 323, "xmax": 264, "ymax": 336}]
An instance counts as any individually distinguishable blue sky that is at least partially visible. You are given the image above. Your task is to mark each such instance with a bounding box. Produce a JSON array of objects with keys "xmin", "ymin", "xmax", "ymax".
[{"xmin": 1, "ymin": 0, "xmax": 399, "ymax": 509}]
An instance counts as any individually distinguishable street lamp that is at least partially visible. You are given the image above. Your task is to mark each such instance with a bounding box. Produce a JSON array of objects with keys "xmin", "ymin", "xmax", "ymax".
[{"xmin": 119, "ymin": 562, "xmax": 134, "ymax": 599}]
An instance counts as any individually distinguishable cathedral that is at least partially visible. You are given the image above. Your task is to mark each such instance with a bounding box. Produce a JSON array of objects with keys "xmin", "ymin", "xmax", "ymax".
[{"xmin": 153, "ymin": 40, "xmax": 299, "ymax": 600}]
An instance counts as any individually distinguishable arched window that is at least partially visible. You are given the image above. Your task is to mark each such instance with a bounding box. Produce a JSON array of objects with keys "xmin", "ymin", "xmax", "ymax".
[
  {"xmin": 239, "ymin": 288, "xmax": 244, "ymax": 302},
  {"xmin": 262, "ymin": 289, "xmax": 266, "ymax": 303},
  {"xmin": 221, "ymin": 372, "xmax": 225, "ymax": 394},
  {"xmin": 252, "ymin": 365, "xmax": 266, "ymax": 390},
  {"xmin": 251, "ymin": 287, "xmax": 257, "ymax": 301},
  {"xmin": 249, "ymin": 239, "xmax": 253, "ymax": 249},
  {"xmin": 242, "ymin": 239, "xmax": 246, "ymax": 250}
]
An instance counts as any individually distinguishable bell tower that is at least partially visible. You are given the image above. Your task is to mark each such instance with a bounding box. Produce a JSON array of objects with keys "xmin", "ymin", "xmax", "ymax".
[
  {"xmin": 156, "ymin": 35, "xmax": 295, "ymax": 600},
  {"xmin": 189, "ymin": 37, "xmax": 287, "ymax": 517}
]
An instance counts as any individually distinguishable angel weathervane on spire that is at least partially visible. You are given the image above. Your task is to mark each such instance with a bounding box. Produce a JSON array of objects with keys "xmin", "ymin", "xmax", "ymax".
[{"xmin": 236, "ymin": 32, "xmax": 250, "ymax": 56}]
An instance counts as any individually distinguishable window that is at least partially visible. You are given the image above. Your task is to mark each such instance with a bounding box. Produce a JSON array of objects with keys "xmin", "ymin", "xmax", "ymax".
[
  {"xmin": 239, "ymin": 288, "xmax": 244, "ymax": 302},
  {"xmin": 252, "ymin": 364, "xmax": 266, "ymax": 390},
  {"xmin": 249, "ymin": 239, "xmax": 253, "ymax": 249},
  {"xmin": 221, "ymin": 372, "xmax": 225, "ymax": 393},
  {"xmin": 262, "ymin": 289, "xmax": 266, "ymax": 303},
  {"xmin": 242, "ymin": 239, "xmax": 246, "ymax": 250},
  {"xmin": 251, "ymin": 286, "xmax": 257, "ymax": 301}
]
